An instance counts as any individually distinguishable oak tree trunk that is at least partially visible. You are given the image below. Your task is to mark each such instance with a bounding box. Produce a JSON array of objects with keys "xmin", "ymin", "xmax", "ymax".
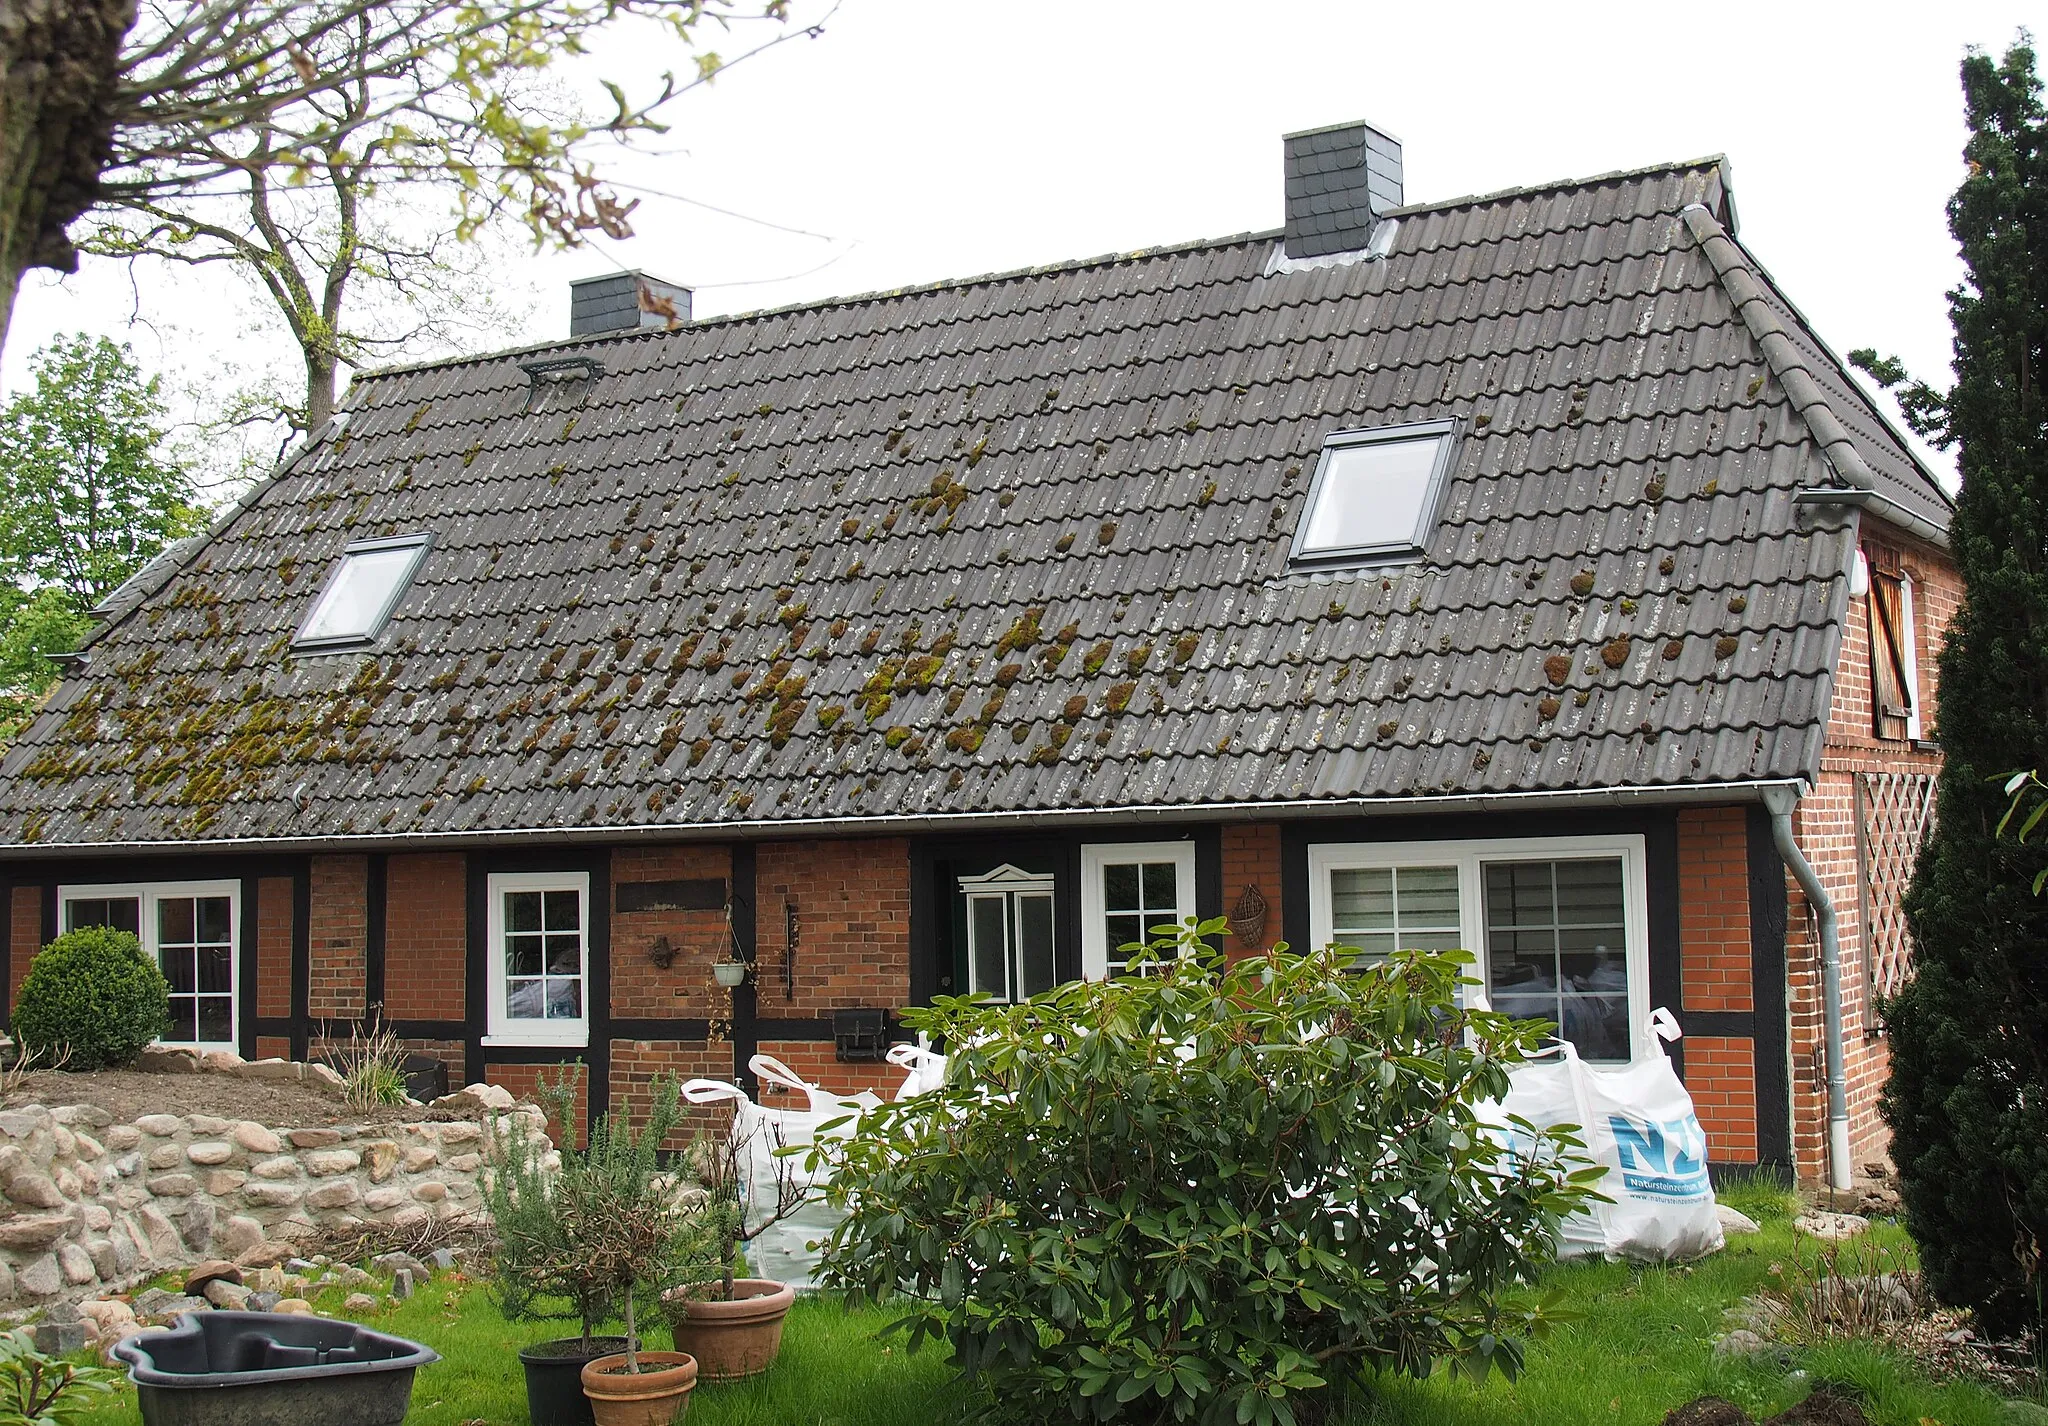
[{"xmin": 0, "ymin": 0, "xmax": 138, "ymax": 353}]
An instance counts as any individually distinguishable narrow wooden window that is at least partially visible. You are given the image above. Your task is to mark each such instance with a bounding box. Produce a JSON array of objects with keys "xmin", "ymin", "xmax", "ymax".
[{"xmin": 1868, "ymin": 562, "xmax": 1914, "ymax": 739}]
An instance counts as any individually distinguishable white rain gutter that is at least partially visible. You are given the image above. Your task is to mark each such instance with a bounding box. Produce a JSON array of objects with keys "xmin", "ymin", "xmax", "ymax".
[
  {"xmin": 1761, "ymin": 782, "xmax": 1851, "ymax": 1191},
  {"xmin": 0, "ymin": 778, "xmax": 1810, "ymax": 859}
]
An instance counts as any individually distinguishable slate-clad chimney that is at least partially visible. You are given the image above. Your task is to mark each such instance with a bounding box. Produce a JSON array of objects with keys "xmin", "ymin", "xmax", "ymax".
[
  {"xmin": 1282, "ymin": 121, "xmax": 1404, "ymax": 259},
  {"xmin": 568, "ymin": 270, "xmax": 693, "ymax": 337}
]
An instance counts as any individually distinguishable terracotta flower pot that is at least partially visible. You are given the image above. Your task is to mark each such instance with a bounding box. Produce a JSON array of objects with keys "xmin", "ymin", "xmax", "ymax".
[
  {"xmin": 580, "ymin": 1350, "xmax": 697, "ymax": 1426},
  {"xmin": 660, "ymin": 1278, "xmax": 796, "ymax": 1381}
]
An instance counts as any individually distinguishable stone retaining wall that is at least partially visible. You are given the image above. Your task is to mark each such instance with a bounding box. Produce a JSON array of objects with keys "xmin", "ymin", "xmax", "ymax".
[{"xmin": 0, "ymin": 1099, "xmax": 552, "ymax": 1307}]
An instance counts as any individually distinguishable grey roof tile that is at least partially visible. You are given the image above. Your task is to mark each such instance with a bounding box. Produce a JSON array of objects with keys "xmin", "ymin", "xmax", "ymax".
[{"xmin": 0, "ymin": 157, "xmax": 1914, "ymax": 848}]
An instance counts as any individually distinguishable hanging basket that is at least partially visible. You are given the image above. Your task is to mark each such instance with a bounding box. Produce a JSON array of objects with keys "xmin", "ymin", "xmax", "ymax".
[{"xmin": 1227, "ymin": 883, "xmax": 1269, "ymax": 949}]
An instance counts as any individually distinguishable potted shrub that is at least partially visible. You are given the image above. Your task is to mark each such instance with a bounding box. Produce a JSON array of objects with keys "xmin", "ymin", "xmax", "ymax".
[
  {"xmin": 569, "ymin": 1075, "xmax": 705, "ymax": 1426},
  {"xmin": 486, "ymin": 1070, "xmax": 668, "ymax": 1426},
  {"xmin": 658, "ymin": 1114, "xmax": 806, "ymax": 1381}
]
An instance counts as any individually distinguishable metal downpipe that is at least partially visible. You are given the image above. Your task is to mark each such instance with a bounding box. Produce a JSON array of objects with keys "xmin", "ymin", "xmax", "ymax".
[{"xmin": 1761, "ymin": 783, "xmax": 1851, "ymax": 1191}]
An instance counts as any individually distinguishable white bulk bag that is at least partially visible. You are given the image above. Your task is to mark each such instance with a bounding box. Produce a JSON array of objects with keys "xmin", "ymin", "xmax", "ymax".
[
  {"xmin": 679, "ymin": 1054, "xmax": 880, "ymax": 1290},
  {"xmin": 1477, "ymin": 1006, "xmax": 1724, "ymax": 1262},
  {"xmin": 886, "ymin": 1039, "xmax": 947, "ymax": 1099}
]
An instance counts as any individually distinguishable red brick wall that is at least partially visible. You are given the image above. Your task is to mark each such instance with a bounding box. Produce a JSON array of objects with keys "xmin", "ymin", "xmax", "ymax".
[
  {"xmin": 308, "ymin": 855, "xmax": 367, "ymax": 1019},
  {"xmin": 1685, "ymin": 1034, "xmax": 1759, "ymax": 1163},
  {"xmin": 9, "ymin": 886, "xmax": 41, "ymax": 1006},
  {"xmin": 254, "ymin": 1035, "xmax": 291, "ymax": 1062},
  {"xmin": 384, "ymin": 853, "xmax": 465, "ymax": 1020},
  {"xmin": 610, "ymin": 845, "xmax": 731, "ymax": 1020},
  {"xmin": 1675, "ymin": 806, "xmax": 1758, "ymax": 1164},
  {"xmin": 256, "ymin": 876, "xmax": 294, "ymax": 1019},
  {"xmin": 486, "ymin": 1061, "xmax": 587, "ymax": 1146},
  {"xmin": 1678, "ymin": 809, "xmax": 1752, "ymax": 1013},
  {"xmin": 1790, "ymin": 527, "xmax": 1958, "ymax": 1179},
  {"xmin": 610, "ymin": 1039, "xmax": 728, "ymax": 1147},
  {"xmin": 1221, "ymin": 823, "xmax": 1284, "ymax": 959},
  {"xmin": 754, "ymin": 1039, "xmax": 903, "ymax": 1103},
  {"xmin": 396, "ymin": 1037, "xmax": 465, "ymax": 1092},
  {"xmin": 755, "ymin": 839, "xmax": 910, "ymax": 1016}
]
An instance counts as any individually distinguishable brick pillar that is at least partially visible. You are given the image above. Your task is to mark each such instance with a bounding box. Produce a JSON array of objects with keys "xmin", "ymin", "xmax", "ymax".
[
  {"xmin": 1220, "ymin": 824, "xmax": 1284, "ymax": 959},
  {"xmin": 308, "ymin": 855, "xmax": 367, "ymax": 1019}
]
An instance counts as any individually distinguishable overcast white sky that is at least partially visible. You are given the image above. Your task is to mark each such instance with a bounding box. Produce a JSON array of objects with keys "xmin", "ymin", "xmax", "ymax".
[{"xmin": 8, "ymin": 0, "xmax": 2038, "ymax": 486}]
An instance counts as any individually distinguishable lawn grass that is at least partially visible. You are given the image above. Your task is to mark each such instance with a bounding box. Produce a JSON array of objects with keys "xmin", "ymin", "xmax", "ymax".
[{"xmin": 70, "ymin": 1198, "xmax": 2032, "ymax": 1426}]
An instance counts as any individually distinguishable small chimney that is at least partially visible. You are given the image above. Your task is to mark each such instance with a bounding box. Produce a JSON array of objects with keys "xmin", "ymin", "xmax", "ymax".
[
  {"xmin": 568, "ymin": 270, "xmax": 693, "ymax": 337},
  {"xmin": 1282, "ymin": 121, "xmax": 1404, "ymax": 259}
]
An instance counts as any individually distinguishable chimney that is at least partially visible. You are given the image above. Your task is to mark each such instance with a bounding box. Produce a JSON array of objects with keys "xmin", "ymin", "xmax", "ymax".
[
  {"xmin": 568, "ymin": 270, "xmax": 693, "ymax": 337},
  {"xmin": 1282, "ymin": 121, "xmax": 1403, "ymax": 259}
]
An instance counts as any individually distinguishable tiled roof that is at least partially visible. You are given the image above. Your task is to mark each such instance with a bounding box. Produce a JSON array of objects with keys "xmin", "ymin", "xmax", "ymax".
[{"xmin": 0, "ymin": 157, "xmax": 1952, "ymax": 850}]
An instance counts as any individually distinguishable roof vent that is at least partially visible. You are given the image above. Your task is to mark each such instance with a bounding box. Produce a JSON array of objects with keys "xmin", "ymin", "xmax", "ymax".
[
  {"xmin": 1282, "ymin": 121, "xmax": 1403, "ymax": 259},
  {"xmin": 568, "ymin": 270, "xmax": 693, "ymax": 337}
]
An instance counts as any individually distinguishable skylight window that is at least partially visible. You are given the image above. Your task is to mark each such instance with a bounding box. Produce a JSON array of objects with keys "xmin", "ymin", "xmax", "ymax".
[
  {"xmin": 294, "ymin": 534, "xmax": 431, "ymax": 649},
  {"xmin": 1289, "ymin": 419, "xmax": 1458, "ymax": 567}
]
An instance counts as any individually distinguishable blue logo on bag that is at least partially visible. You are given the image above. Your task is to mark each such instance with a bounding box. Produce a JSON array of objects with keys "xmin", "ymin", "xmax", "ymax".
[{"xmin": 1607, "ymin": 1112, "xmax": 1711, "ymax": 1200}]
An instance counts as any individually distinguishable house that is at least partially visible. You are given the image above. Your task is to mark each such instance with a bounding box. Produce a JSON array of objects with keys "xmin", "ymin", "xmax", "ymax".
[{"xmin": 0, "ymin": 123, "xmax": 1952, "ymax": 1183}]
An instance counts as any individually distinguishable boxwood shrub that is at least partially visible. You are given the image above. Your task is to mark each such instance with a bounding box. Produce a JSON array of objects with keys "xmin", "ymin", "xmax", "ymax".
[
  {"xmin": 821, "ymin": 920, "xmax": 1598, "ymax": 1426},
  {"xmin": 12, "ymin": 927, "xmax": 170, "ymax": 1070}
]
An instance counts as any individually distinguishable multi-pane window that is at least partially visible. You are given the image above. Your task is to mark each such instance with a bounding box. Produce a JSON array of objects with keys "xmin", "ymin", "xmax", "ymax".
[
  {"xmin": 59, "ymin": 882, "xmax": 239, "ymax": 1048},
  {"xmin": 1483, "ymin": 859, "xmax": 1630, "ymax": 1063},
  {"xmin": 485, "ymin": 872, "xmax": 589, "ymax": 1046},
  {"xmin": 959, "ymin": 866, "xmax": 1056, "ymax": 1002},
  {"xmin": 1307, "ymin": 838, "xmax": 1646, "ymax": 1062},
  {"xmin": 1328, "ymin": 864, "xmax": 1461, "ymax": 966},
  {"xmin": 1080, "ymin": 842, "xmax": 1197, "ymax": 978}
]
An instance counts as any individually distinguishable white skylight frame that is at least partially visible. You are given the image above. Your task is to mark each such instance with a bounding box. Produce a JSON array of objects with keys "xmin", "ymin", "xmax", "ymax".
[
  {"xmin": 1288, "ymin": 419, "xmax": 1460, "ymax": 569},
  {"xmin": 293, "ymin": 533, "xmax": 433, "ymax": 651}
]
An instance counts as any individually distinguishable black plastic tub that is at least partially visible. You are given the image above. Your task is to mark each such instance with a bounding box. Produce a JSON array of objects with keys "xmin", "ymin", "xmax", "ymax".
[
  {"xmin": 112, "ymin": 1310, "xmax": 439, "ymax": 1426},
  {"xmin": 518, "ymin": 1336, "xmax": 633, "ymax": 1426}
]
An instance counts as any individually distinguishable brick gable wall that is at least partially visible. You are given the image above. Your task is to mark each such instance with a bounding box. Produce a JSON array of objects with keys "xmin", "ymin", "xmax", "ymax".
[
  {"xmin": 383, "ymin": 853, "xmax": 465, "ymax": 1020},
  {"xmin": 1788, "ymin": 525, "xmax": 1956, "ymax": 1179}
]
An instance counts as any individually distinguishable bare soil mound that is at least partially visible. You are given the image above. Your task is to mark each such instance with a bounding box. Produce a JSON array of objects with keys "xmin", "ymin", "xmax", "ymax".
[{"xmin": 2, "ymin": 1069, "xmax": 487, "ymax": 1128}]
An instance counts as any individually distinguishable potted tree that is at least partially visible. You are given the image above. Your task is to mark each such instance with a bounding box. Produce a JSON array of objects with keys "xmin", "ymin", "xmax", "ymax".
[
  {"xmin": 486, "ymin": 1072, "xmax": 696, "ymax": 1426},
  {"xmin": 659, "ymin": 1114, "xmax": 805, "ymax": 1381},
  {"xmin": 573, "ymin": 1076, "xmax": 704, "ymax": 1426}
]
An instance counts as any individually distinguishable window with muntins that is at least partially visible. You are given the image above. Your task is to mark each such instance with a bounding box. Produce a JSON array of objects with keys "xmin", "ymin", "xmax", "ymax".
[
  {"xmin": 485, "ymin": 871, "xmax": 589, "ymax": 1047},
  {"xmin": 60, "ymin": 881, "xmax": 239, "ymax": 1047},
  {"xmin": 1080, "ymin": 841, "xmax": 1198, "ymax": 977},
  {"xmin": 958, "ymin": 865, "xmax": 1056, "ymax": 1002},
  {"xmin": 294, "ymin": 533, "xmax": 431, "ymax": 649},
  {"xmin": 1289, "ymin": 420, "xmax": 1457, "ymax": 568},
  {"xmin": 1307, "ymin": 836, "xmax": 1648, "ymax": 1062}
]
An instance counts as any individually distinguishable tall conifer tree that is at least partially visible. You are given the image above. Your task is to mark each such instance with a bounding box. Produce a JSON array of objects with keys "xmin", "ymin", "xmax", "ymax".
[{"xmin": 1865, "ymin": 40, "xmax": 2048, "ymax": 1337}]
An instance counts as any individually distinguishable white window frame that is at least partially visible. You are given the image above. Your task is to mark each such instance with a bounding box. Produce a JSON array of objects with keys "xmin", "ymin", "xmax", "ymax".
[
  {"xmin": 958, "ymin": 865, "xmax": 1058, "ymax": 1003},
  {"xmin": 1900, "ymin": 574, "xmax": 1923, "ymax": 741},
  {"xmin": 1306, "ymin": 834, "xmax": 1650, "ymax": 1060},
  {"xmin": 56, "ymin": 880, "xmax": 241, "ymax": 1050},
  {"xmin": 1079, "ymin": 840, "xmax": 1199, "ymax": 979},
  {"xmin": 484, "ymin": 871, "xmax": 591, "ymax": 1048}
]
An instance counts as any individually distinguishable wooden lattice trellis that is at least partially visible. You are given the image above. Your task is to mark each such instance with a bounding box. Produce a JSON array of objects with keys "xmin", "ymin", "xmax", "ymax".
[{"xmin": 1854, "ymin": 770, "xmax": 1938, "ymax": 1018}]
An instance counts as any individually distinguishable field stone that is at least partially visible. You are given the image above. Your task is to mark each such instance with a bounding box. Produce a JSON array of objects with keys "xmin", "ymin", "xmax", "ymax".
[
  {"xmin": 232, "ymin": 1122, "xmax": 280, "ymax": 1155},
  {"xmin": 338, "ymin": 1266, "xmax": 372, "ymax": 1289},
  {"xmin": 103, "ymin": 1125, "xmax": 140, "ymax": 1152},
  {"xmin": 136, "ymin": 1047, "xmax": 200, "ymax": 1075},
  {"xmin": 1792, "ymin": 1211, "xmax": 1868, "ymax": 1240},
  {"xmin": 85, "ymin": 1239, "xmax": 118, "ymax": 1280},
  {"xmin": 272, "ymin": 1298, "xmax": 313, "ymax": 1316},
  {"xmin": 364, "ymin": 1142, "xmax": 398, "ymax": 1183},
  {"xmin": 362, "ymin": 1186, "xmax": 406, "ymax": 1213},
  {"xmin": 137, "ymin": 1204, "xmax": 184, "ymax": 1260},
  {"xmin": 185, "ymin": 1142, "xmax": 233, "ymax": 1166},
  {"xmin": 398, "ymin": 1146, "xmax": 438, "ymax": 1173},
  {"xmin": 5, "ymin": 1172, "xmax": 64, "ymax": 1209},
  {"xmin": 372, "ymin": 1252, "xmax": 427, "ymax": 1280},
  {"xmin": 146, "ymin": 1174, "xmax": 196, "ymax": 1198},
  {"xmin": 246, "ymin": 1291, "xmax": 281, "ymax": 1313},
  {"xmin": 305, "ymin": 1182, "xmax": 360, "ymax": 1211},
  {"xmin": 71, "ymin": 1132, "xmax": 104, "ymax": 1161},
  {"xmin": 0, "ymin": 1214, "xmax": 77, "ymax": 1250},
  {"xmin": 437, "ymin": 1123, "xmax": 482, "ymax": 1146},
  {"xmin": 242, "ymin": 1183, "xmax": 302, "ymax": 1209},
  {"xmin": 252, "ymin": 1156, "xmax": 300, "ymax": 1180},
  {"xmin": 413, "ymin": 1181, "xmax": 448, "ymax": 1204},
  {"xmin": 343, "ymin": 1293, "xmax": 378, "ymax": 1313},
  {"xmin": 80, "ymin": 1203, "xmax": 111, "ymax": 1231},
  {"xmin": 15, "ymin": 1255, "xmax": 59, "ymax": 1299},
  {"xmin": 1714, "ymin": 1330, "xmax": 1773, "ymax": 1358},
  {"xmin": 429, "ymin": 1248, "xmax": 456, "ymax": 1271},
  {"xmin": 199, "ymin": 1051, "xmax": 244, "ymax": 1073},
  {"xmin": 186, "ymin": 1116, "xmax": 230, "ymax": 1136},
  {"xmin": 288, "ymin": 1129, "xmax": 341, "ymax": 1150},
  {"xmin": 205, "ymin": 1171, "xmax": 247, "ymax": 1196},
  {"xmin": 33, "ymin": 1322, "xmax": 87, "ymax": 1354},
  {"xmin": 146, "ymin": 1144, "xmax": 185, "ymax": 1171},
  {"xmin": 109, "ymin": 1231, "xmax": 136, "ymax": 1277},
  {"xmin": 391, "ymin": 1268, "xmax": 414, "ymax": 1301},
  {"xmin": 203, "ymin": 1280, "xmax": 251, "ymax": 1309},
  {"xmin": 184, "ymin": 1259, "xmax": 242, "ymax": 1293},
  {"xmin": 445, "ymin": 1154, "xmax": 481, "ymax": 1173},
  {"xmin": 243, "ymin": 1060, "xmax": 303, "ymax": 1083},
  {"xmin": 178, "ymin": 1198, "xmax": 216, "ymax": 1251},
  {"xmin": 303, "ymin": 1150, "xmax": 360, "ymax": 1177},
  {"xmin": 56, "ymin": 1243, "xmax": 94, "ymax": 1285},
  {"xmin": 307, "ymin": 1063, "xmax": 346, "ymax": 1089},
  {"xmin": 214, "ymin": 1215, "xmax": 264, "ymax": 1256},
  {"xmin": 134, "ymin": 1115, "xmax": 183, "ymax": 1138}
]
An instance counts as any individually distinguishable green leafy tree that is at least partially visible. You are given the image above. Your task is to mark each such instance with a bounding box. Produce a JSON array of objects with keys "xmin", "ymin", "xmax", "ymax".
[
  {"xmin": 0, "ymin": 333, "xmax": 199, "ymax": 739},
  {"xmin": 0, "ymin": 0, "xmax": 823, "ymax": 427},
  {"xmin": 1859, "ymin": 40, "xmax": 2048, "ymax": 1340}
]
